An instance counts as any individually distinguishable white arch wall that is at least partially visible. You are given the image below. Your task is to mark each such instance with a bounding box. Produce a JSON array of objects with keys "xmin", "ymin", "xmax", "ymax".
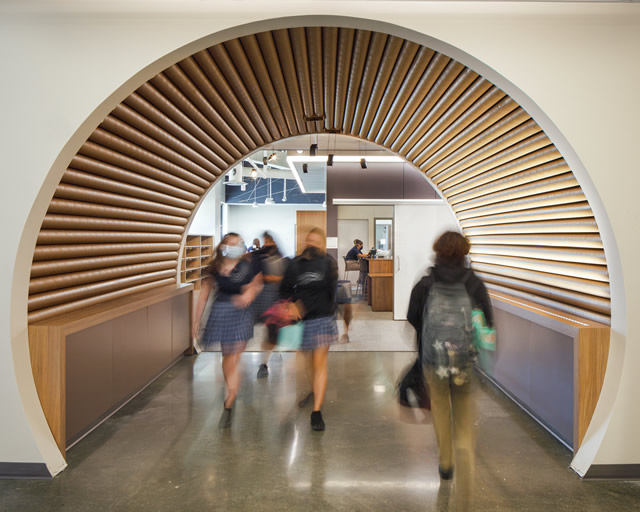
[{"xmin": 1, "ymin": 3, "xmax": 638, "ymax": 477}]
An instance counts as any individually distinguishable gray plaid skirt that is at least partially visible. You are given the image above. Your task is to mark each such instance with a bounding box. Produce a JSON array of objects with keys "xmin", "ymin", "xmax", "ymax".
[
  {"xmin": 300, "ymin": 315, "xmax": 338, "ymax": 351},
  {"xmin": 201, "ymin": 300, "xmax": 253, "ymax": 355}
]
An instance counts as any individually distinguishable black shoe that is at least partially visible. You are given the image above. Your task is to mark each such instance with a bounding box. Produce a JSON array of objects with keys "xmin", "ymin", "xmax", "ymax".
[
  {"xmin": 311, "ymin": 410, "xmax": 325, "ymax": 431},
  {"xmin": 219, "ymin": 407, "xmax": 232, "ymax": 429},
  {"xmin": 438, "ymin": 465, "xmax": 454, "ymax": 480},
  {"xmin": 298, "ymin": 392, "xmax": 313, "ymax": 408},
  {"xmin": 257, "ymin": 364, "xmax": 269, "ymax": 378}
]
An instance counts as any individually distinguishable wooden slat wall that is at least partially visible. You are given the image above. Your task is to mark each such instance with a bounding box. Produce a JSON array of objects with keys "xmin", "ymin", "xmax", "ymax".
[{"xmin": 29, "ymin": 27, "xmax": 610, "ymax": 324}]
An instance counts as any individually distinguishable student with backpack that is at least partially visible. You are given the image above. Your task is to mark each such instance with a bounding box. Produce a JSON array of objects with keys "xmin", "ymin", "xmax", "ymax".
[{"xmin": 407, "ymin": 231, "xmax": 493, "ymax": 487}]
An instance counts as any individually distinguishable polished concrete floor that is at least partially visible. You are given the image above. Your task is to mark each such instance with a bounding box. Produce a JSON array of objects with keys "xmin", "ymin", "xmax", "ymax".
[{"xmin": 1, "ymin": 350, "xmax": 639, "ymax": 511}]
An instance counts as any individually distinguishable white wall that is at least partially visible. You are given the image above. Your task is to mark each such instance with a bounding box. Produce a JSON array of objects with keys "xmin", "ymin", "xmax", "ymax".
[
  {"xmin": 337, "ymin": 205, "xmax": 394, "ymax": 252},
  {"xmin": 1, "ymin": 2, "xmax": 639, "ymax": 476},
  {"xmin": 226, "ymin": 204, "xmax": 325, "ymax": 258},
  {"xmin": 189, "ymin": 183, "xmax": 221, "ymax": 237}
]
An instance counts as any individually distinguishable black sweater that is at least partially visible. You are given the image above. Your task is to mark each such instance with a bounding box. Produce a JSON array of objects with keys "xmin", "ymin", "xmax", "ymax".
[
  {"xmin": 279, "ymin": 253, "xmax": 338, "ymax": 319},
  {"xmin": 407, "ymin": 264, "xmax": 494, "ymax": 351}
]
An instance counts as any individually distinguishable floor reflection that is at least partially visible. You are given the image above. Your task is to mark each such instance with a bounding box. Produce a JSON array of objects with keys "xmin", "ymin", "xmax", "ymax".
[{"xmin": 1, "ymin": 351, "xmax": 639, "ymax": 511}]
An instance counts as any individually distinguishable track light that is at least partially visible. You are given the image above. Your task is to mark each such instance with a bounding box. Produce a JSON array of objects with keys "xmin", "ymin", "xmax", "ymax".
[
  {"xmin": 268, "ymin": 152, "xmax": 277, "ymax": 161},
  {"xmin": 310, "ymin": 144, "xmax": 318, "ymax": 156},
  {"xmin": 263, "ymin": 156, "xmax": 268, "ymax": 166},
  {"xmin": 303, "ymin": 163, "xmax": 308, "ymax": 173},
  {"xmin": 251, "ymin": 168, "xmax": 258, "ymax": 179},
  {"xmin": 327, "ymin": 154, "xmax": 334, "ymax": 166},
  {"xmin": 360, "ymin": 158, "xmax": 367, "ymax": 169}
]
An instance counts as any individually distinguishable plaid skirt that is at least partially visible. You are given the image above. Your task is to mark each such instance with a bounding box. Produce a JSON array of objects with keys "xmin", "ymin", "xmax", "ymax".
[
  {"xmin": 201, "ymin": 300, "xmax": 253, "ymax": 355},
  {"xmin": 300, "ymin": 315, "xmax": 338, "ymax": 351}
]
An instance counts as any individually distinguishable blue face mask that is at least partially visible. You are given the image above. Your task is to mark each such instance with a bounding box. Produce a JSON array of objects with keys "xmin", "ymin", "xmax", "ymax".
[{"xmin": 222, "ymin": 244, "xmax": 245, "ymax": 260}]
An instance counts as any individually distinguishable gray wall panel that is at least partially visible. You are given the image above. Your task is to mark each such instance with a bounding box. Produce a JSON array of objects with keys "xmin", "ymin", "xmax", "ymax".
[
  {"xmin": 172, "ymin": 293, "xmax": 190, "ymax": 358},
  {"xmin": 477, "ymin": 305, "xmax": 575, "ymax": 447},
  {"xmin": 112, "ymin": 308, "xmax": 149, "ymax": 401},
  {"xmin": 148, "ymin": 300, "xmax": 174, "ymax": 374},
  {"xmin": 66, "ymin": 321, "xmax": 113, "ymax": 442}
]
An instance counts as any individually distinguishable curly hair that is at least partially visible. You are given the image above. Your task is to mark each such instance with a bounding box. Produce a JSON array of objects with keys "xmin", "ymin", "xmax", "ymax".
[{"xmin": 433, "ymin": 231, "xmax": 470, "ymax": 266}]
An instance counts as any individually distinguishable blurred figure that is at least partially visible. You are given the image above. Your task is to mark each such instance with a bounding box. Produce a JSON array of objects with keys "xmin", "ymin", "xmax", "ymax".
[
  {"xmin": 407, "ymin": 231, "xmax": 493, "ymax": 507},
  {"xmin": 280, "ymin": 227, "xmax": 338, "ymax": 431},
  {"xmin": 336, "ymin": 280, "xmax": 353, "ymax": 343},
  {"xmin": 192, "ymin": 233, "xmax": 263, "ymax": 428},
  {"xmin": 253, "ymin": 232, "xmax": 290, "ymax": 378},
  {"xmin": 248, "ymin": 238, "xmax": 261, "ymax": 252}
]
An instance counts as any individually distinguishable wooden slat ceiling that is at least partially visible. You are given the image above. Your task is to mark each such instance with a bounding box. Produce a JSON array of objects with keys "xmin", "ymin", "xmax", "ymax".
[{"xmin": 29, "ymin": 27, "xmax": 610, "ymax": 324}]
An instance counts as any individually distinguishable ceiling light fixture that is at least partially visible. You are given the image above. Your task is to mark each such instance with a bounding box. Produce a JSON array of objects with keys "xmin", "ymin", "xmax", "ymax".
[
  {"xmin": 265, "ymin": 178, "xmax": 274, "ymax": 205},
  {"xmin": 310, "ymin": 144, "xmax": 318, "ymax": 157},
  {"xmin": 251, "ymin": 168, "xmax": 258, "ymax": 179},
  {"xmin": 296, "ymin": 149, "xmax": 303, "ymax": 154},
  {"xmin": 268, "ymin": 152, "xmax": 278, "ymax": 161},
  {"xmin": 360, "ymin": 158, "xmax": 367, "ymax": 169},
  {"xmin": 327, "ymin": 154, "xmax": 334, "ymax": 166},
  {"xmin": 302, "ymin": 163, "xmax": 309, "ymax": 173}
]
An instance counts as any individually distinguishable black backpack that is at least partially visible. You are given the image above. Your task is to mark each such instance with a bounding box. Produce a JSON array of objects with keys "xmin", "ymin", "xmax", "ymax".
[{"xmin": 421, "ymin": 272, "xmax": 475, "ymax": 377}]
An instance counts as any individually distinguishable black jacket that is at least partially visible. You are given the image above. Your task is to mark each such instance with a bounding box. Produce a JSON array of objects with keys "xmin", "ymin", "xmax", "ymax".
[
  {"xmin": 407, "ymin": 264, "xmax": 494, "ymax": 352},
  {"xmin": 279, "ymin": 253, "xmax": 338, "ymax": 319}
]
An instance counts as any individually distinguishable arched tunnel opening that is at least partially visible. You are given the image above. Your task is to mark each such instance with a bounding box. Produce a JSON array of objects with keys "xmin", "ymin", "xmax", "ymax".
[{"xmin": 23, "ymin": 24, "xmax": 612, "ymax": 473}]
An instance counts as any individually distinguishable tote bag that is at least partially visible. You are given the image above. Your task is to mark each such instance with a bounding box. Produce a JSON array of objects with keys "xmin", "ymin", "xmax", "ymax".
[
  {"xmin": 471, "ymin": 309, "xmax": 497, "ymax": 351},
  {"xmin": 277, "ymin": 322, "xmax": 304, "ymax": 351}
]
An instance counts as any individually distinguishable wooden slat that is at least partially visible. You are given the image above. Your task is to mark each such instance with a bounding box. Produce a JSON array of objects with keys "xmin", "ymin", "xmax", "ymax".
[{"xmin": 28, "ymin": 26, "xmax": 611, "ymax": 327}]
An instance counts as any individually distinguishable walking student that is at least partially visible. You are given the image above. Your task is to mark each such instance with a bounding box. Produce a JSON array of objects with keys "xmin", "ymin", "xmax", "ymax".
[
  {"xmin": 280, "ymin": 227, "xmax": 339, "ymax": 431},
  {"xmin": 192, "ymin": 233, "xmax": 263, "ymax": 428},
  {"xmin": 406, "ymin": 231, "xmax": 493, "ymax": 494},
  {"xmin": 253, "ymin": 232, "xmax": 290, "ymax": 378}
]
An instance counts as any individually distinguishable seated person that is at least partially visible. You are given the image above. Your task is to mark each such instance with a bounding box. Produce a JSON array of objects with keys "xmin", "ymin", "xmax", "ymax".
[{"xmin": 345, "ymin": 239, "xmax": 366, "ymax": 260}]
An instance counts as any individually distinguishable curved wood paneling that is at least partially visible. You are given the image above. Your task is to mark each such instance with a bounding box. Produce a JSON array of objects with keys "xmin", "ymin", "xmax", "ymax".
[{"xmin": 29, "ymin": 27, "xmax": 610, "ymax": 324}]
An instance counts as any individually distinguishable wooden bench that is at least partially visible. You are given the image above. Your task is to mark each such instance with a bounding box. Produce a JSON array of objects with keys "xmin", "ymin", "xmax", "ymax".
[{"xmin": 28, "ymin": 284, "xmax": 193, "ymax": 456}]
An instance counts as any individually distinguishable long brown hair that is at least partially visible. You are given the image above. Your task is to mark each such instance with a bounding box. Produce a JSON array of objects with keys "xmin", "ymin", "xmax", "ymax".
[{"xmin": 206, "ymin": 232, "xmax": 241, "ymax": 277}]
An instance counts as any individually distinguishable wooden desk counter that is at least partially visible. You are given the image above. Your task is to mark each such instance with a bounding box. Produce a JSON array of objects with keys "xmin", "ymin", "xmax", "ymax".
[
  {"xmin": 367, "ymin": 272, "xmax": 393, "ymax": 312},
  {"xmin": 367, "ymin": 259, "xmax": 393, "ymax": 274}
]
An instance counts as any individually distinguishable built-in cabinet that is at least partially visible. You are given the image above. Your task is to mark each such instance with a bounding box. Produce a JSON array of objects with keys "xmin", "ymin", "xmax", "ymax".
[{"xmin": 180, "ymin": 235, "xmax": 214, "ymax": 290}]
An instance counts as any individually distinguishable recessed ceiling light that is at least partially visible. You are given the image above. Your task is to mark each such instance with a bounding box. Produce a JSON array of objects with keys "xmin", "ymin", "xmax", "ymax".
[{"xmin": 296, "ymin": 149, "xmax": 303, "ymax": 154}]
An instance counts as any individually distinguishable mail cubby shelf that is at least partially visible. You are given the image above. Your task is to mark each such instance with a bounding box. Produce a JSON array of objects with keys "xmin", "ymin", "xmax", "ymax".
[{"xmin": 181, "ymin": 234, "xmax": 215, "ymax": 292}]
